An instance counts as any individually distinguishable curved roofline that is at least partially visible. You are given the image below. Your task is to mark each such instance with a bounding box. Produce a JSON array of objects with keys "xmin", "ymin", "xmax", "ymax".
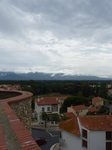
[{"xmin": 0, "ymin": 90, "xmax": 40, "ymax": 150}]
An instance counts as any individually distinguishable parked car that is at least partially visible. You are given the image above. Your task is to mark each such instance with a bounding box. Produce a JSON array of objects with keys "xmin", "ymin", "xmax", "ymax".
[{"xmin": 34, "ymin": 137, "xmax": 47, "ymax": 146}]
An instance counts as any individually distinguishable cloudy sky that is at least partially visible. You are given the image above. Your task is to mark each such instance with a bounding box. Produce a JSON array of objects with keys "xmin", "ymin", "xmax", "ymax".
[{"xmin": 0, "ymin": 0, "xmax": 112, "ymax": 77}]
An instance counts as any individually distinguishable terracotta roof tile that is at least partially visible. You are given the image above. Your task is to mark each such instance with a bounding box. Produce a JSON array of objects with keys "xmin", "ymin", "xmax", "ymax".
[
  {"xmin": 35, "ymin": 97, "xmax": 59, "ymax": 105},
  {"xmin": 79, "ymin": 115, "xmax": 112, "ymax": 130},
  {"xmin": 59, "ymin": 117, "xmax": 80, "ymax": 137},
  {"xmin": 92, "ymin": 97, "xmax": 103, "ymax": 103},
  {"xmin": 0, "ymin": 90, "xmax": 41, "ymax": 150},
  {"xmin": 35, "ymin": 96, "xmax": 67, "ymax": 105},
  {"xmin": 0, "ymin": 124, "xmax": 7, "ymax": 150},
  {"xmin": 72, "ymin": 105, "xmax": 87, "ymax": 111},
  {"xmin": 88, "ymin": 107, "xmax": 98, "ymax": 112},
  {"xmin": 64, "ymin": 112, "xmax": 75, "ymax": 118}
]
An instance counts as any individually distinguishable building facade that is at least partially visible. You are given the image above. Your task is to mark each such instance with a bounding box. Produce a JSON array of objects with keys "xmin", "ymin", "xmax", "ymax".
[
  {"xmin": 59, "ymin": 115, "xmax": 112, "ymax": 150},
  {"xmin": 67, "ymin": 105, "xmax": 88, "ymax": 116},
  {"xmin": 35, "ymin": 96, "xmax": 67, "ymax": 122}
]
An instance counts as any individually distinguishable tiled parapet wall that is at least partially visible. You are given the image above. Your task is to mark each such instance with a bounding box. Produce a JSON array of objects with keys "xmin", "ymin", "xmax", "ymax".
[
  {"xmin": 0, "ymin": 90, "xmax": 41, "ymax": 150},
  {"xmin": 0, "ymin": 90, "xmax": 32, "ymax": 132},
  {"xmin": 10, "ymin": 98, "xmax": 32, "ymax": 133}
]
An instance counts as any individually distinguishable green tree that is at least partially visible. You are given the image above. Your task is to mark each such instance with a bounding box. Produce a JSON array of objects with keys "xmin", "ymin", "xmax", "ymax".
[
  {"xmin": 61, "ymin": 96, "xmax": 89, "ymax": 113},
  {"xmin": 42, "ymin": 112, "xmax": 49, "ymax": 127},
  {"xmin": 52, "ymin": 114, "xmax": 59, "ymax": 121}
]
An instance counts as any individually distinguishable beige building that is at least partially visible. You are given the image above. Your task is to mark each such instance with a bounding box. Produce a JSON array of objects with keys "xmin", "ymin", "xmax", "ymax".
[
  {"xmin": 67, "ymin": 105, "xmax": 88, "ymax": 116},
  {"xmin": 92, "ymin": 97, "xmax": 103, "ymax": 107}
]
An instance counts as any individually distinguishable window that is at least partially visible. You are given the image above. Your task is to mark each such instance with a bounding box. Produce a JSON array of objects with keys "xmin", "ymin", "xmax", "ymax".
[
  {"xmin": 106, "ymin": 142, "xmax": 112, "ymax": 150},
  {"xmin": 82, "ymin": 129, "xmax": 87, "ymax": 139},
  {"xmin": 47, "ymin": 107, "xmax": 50, "ymax": 112},
  {"xmin": 52, "ymin": 106, "xmax": 58, "ymax": 112},
  {"xmin": 42, "ymin": 107, "xmax": 44, "ymax": 112},
  {"xmin": 106, "ymin": 131, "xmax": 112, "ymax": 140},
  {"xmin": 82, "ymin": 139, "xmax": 87, "ymax": 148}
]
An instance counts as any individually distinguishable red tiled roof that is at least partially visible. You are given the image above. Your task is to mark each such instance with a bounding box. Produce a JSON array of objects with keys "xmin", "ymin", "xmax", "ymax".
[
  {"xmin": 92, "ymin": 97, "xmax": 103, "ymax": 103},
  {"xmin": 88, "ymin": 107, "xmax": 98, "ymax": 112},
  {"xmin": 60, "ymin": 115, "xmax": 112, "ymax": 137},
  {"xmin": 58, "ymin": 96, "xmax": 68, "ymax": 100},
  {"xmin": 59, "ymin": 117, "xmax": 80, "ymax": 137},
  {"xmin": 79, "ymin": 115, "xmax": 112, "ymax": 131},
  {"xmin": 35, "ymin": 96, "xmax": 67, "ymax": 105},
  {"xmin": 64, "ymin": 112, "xmax": 75, "ymax": 118},
  {"xmin": 72, "ymin": 105, "xmax": 87, "ymax": 111}
]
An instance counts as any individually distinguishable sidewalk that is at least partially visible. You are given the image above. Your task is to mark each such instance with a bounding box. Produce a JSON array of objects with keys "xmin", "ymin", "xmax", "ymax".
[
  {"xmin": 50, "ymin": 143, "xmax": 62, "ymax": 150},
  {"xmin": 31, "ymin": 122, "xmax": 60, "ymax": 131}
]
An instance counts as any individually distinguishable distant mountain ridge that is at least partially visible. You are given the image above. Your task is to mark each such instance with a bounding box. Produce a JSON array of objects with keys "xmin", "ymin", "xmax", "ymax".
[{"xmin": 0, "ymin": 72, "xmax": 111, "ymax": 80}]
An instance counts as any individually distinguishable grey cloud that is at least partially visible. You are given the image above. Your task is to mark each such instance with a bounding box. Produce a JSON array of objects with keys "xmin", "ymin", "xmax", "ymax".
[
  {"xmin": 1, "ymin": 0, "xmax": 112, "ymax": 42},
  {"xmin": 0, "ymin": 0, "xmax": 112, "ymax": 76}
]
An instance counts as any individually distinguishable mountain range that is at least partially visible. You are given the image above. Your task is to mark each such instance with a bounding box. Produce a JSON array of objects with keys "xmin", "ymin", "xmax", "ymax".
[{"xmin": 0, "ymin": 72, "xmax": 111, "ymax": 80}]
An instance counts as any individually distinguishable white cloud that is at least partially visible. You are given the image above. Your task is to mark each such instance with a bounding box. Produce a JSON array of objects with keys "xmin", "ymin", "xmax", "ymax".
[{"xmin": 0, "ymin": 0, "xmax": 112, "ymax": 77}]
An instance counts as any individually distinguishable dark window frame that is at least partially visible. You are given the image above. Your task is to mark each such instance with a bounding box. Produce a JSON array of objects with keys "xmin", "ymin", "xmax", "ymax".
[
  {"xmin": 106, "ymin": 131, "xmax": 112, "ymax": 140},
  {"xmin": 106, "ymin": 142, "xmax": 112, "ymax": 150},
  {"xmin": 47, "ymin": 107, "xmax": 50, "ymax": 111},
  {"xmin": 82, "ymin": 129, "xmax": 87, "ymax": 139},
  {"xmin": 82, "ymin": 139, "xmax": 87, "ymax": 148},
  {"xmin": 42, "ymin": 107, "xmax": 45, "ymax": 112}
]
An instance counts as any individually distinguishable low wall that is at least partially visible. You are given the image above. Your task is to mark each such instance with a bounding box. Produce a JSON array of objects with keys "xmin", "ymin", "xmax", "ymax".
[
  {"xmin": 0, "ymin": 90, "xmax": 41, "ymax": 150},
  {"xmin": 0, "ymin": 90, "xmax": 32, "ymax": 132},
  {"xmin": 10, "ymin": 97, "xmax": 32, "ymax": 132}
]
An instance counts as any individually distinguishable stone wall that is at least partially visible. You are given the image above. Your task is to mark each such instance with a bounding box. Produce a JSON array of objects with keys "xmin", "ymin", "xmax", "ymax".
[{"xmin": 10, "ymin": 98, "xmax": 32, "ymax": 133}]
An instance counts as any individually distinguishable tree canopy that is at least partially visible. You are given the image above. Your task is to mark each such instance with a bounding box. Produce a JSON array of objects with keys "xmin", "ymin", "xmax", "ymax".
[{"xmin": 60, "ymin": 96, "xmax": 90, "ymax": 113}]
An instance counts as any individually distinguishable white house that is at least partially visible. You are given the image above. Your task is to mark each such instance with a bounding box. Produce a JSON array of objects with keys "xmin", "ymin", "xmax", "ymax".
[
  {"xmin": 59, "ymin": 115, "xmax": 112, "ymax": 150},
  {"xmin": 35, "ymin": 96, "xmax": 67, "ymax": 122}
]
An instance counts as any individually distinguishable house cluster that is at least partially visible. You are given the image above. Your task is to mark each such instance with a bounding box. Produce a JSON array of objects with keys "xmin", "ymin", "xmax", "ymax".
[
  {"xmin": 35, "ymin": 96, "xmax": 104, "ymax": 123},
  {"xmin": 0, "ymin": 84, "xmax": 21, "ymax": 90},
  {"xmin": 59, "ymin": 97, "xmax": 112, "ymax": 150},
  {"xmin": 34, "ymin": 95, "xmax": 112, "ymax": 149},
  {"xmin": 59, "ymin": 115, "xmax": 112, "ymax": 150},
  {"xmin": 66, "ymin": 97, "xmax": 103, "ymax": 117},
  {"xmin": 35, "ymin": 96, "xmax": 67, "ymax": 123}
]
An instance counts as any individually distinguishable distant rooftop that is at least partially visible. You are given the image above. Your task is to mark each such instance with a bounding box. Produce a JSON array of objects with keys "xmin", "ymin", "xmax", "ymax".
[
  {"xmin": 35, "ymin": 96, "xmax": 67, "ymax": 105},
  {"xmin": 88, "ymin": 107, "xmax": 98, "ymax": 112},
  {"xmin": 92, "ymin": 97, "xmax": 103, "ymax": 103},
  {"xmin": 72, "ymin": 105, "xmax": 87, "ymax": 111}
]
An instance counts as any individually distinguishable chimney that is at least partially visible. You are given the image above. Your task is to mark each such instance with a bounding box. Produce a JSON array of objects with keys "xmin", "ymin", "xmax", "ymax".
[
  {"xmin": 38, "ymin": 96, "xmax": 40, "ymax": 102},
  {"xmin": 56, "ymin": 98, "xmax": 58, "ymax": 100}
]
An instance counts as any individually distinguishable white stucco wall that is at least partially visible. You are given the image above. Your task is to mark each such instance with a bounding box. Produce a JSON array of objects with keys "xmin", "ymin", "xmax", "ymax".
[
  {"xmin": 89, "ymin": 131, "xmax": 105, "ymax": 150},
  {"xmin": 61, "ymin": 130, "xmax": 85, "ymax": 150},
  {"xmin": 78, "ymin": 117, "xmax": 106, "ymax": 150},
  {"xmin": 67, "ymin": 107, "xmax": 75, "ymax": 114},
  {"xmin": 35, "ymin": 102, "xmax": 60, "ymax": 122}
]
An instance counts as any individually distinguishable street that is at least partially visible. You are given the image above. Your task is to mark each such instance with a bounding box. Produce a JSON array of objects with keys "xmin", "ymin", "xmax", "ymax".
[{"xmin": 32, "ymin": 128, "xmax": 60, "ymax": 150}]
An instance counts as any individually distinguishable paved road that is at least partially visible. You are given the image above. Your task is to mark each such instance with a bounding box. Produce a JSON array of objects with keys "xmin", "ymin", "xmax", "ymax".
[{"xmin": 32, "ymin": 128, "xmax": 60, "ymax": 150}]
